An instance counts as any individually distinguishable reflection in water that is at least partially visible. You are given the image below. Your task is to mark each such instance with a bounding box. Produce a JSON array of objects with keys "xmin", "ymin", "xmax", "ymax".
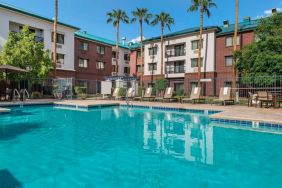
[{"xmin": 143, "ymin": 112, "xmax": 213, "ymax": 165}]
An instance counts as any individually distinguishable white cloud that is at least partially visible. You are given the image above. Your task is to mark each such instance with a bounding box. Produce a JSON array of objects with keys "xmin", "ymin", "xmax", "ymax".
[
  {"xmin": 129, "ymin": 36, "xmax": 146, "ymax": 43},
  {"xmin": 263, "ymin": 8, "xmax": 281, "ymax": 16}
]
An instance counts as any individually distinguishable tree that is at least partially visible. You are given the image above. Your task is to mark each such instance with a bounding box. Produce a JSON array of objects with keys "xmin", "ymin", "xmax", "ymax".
[
  {"xmin": 188, "ymin": 0, "xmax": 216, "ymax": 87},
  {"xmin": 236, "ymin": 14, "xmax": 282, "ymax": 79},
  {"xmin": 106, "ymin": 9, "xmax": 129, "ymax": 76},
  {"xmin": 0, "ymin": 26, "xmax": 52, "ymax": 80},
  {"xmin": 151, "ymin": 12, "xmax": 174, "ymax": 78},
  {"xmin": 232, "ymin": 0, "xmax": 239, "ymax": 89},
  {"xmin": 53, "ymin": 0, "xmax": 58, "ymax": 77},
  {"xmin": 131, "ymin": 8, "xmax": 152, "ymax": 89}
]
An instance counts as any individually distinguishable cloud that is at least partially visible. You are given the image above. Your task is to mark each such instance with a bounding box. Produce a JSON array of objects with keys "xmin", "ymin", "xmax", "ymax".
[
  {"xmin": 263, "ymin": 8, "xmax": 281, "ymax": 16},
  {"xmin": 129, "ymin": 36, "xmax": 146, "ymax": 43}
]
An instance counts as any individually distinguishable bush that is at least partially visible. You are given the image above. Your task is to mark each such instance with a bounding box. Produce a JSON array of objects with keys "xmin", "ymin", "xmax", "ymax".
[
  {"xmin": 174, "ymin": 88, "xmax": 184, "ymax": 97},
  {"xmin": 74, "ymin": 86, "xmax": 87, "ymax": 99},
  {"xmin": 138, "ymin": 87, "xmax": 144, "ymax": 97},
  {"xmin": 32, "ymin": 91, "xmax": 42, "ymax": 99},
  {"xmin": 118, "ymin": 87, "xmax": 126, "ymax": 97},
  {"xmin": 155, "ymin": 78, "xmax": 167, "ymax": 91}
]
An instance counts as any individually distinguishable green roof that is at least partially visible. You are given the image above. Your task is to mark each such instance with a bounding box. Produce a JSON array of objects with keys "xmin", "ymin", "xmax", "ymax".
[
  {"xmin": 217, "ymin": 19, "xmax": 259, "ymax": 36},
  {"xmin": 0, "ymin": 3, "xmax": 79, "ymax": 30},
  {"xmin": 144, "ymin": 26, "xmax": 219, "ymax": 42},
  {"xmin": 75, "ymin": 31, "xmax": 129, "ymax": 49}
]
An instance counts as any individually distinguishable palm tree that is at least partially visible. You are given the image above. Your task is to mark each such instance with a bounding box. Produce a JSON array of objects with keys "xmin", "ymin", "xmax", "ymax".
[
  {"xmin": 151, "ymin": 12, "xmax": 174, "ymax": 78},
  {"xmin": 232, "ymin": 0, "xmax": 239, "ymax": 90},
  {"xmin": 188, "ymin": 0, "xmax": 217, "ymax": 87},
  {"xmin": 53, "ymin": 0, "xmax": 58, "ymax": 78},
  {"xmin": 106, "ymin": 9, "xmax": 129, "ymax": 76},
  {"xmin": 131, "ymin": 8, "xmax": 152, "ymax": 89}
]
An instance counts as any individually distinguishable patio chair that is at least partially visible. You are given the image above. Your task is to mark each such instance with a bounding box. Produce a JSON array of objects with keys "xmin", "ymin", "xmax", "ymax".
[
  {"xmin": 156, "ymin": 87, "xmax": 176, "ymax": 102},
  {"xmin": 182, "ymin": 87, "xmax": 205, "ymax": 103},
  {"xmin": 135, "ymin": 87, "xmax": 155, "ymax": 101},
  {"xmin": 256, "ymin": 91, "xmax": 273, "ymax": 108},
  {"xmin": 111, "ymin": 88, "xmax": 120, "ymax": 100},
  {"xmin": 213, "ymin": 87, "xmax": 234, "ymax": 106},
  {"xmin": 126, "ymin": 87, "xmax": 134, "ymax": 99},
  {"xmin": 248, "ymin": 92, "xmax": 259, "ymax": 107}
]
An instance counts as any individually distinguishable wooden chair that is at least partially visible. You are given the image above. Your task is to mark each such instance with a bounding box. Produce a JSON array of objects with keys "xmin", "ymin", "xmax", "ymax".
[
  {"xmin": 213, "ymin": 87, "xmax": 234, "ymax": 106},
  {"xmin": 182, "ymin": 87, "xmax": 205, "ymax": 103}
]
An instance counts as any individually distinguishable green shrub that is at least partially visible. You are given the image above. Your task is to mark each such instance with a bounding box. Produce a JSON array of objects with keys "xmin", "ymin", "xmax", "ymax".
[
  {"xmin": 174, "ymin": 88, "xmax": 184, "ymax": 97},
  {"xmin": 118, "ymin": 87, "xmax": 126, "ymax": 97},
  {"xmin": 74, "ymin": 86, "xmax": 87, "ymax": 99},
  {"xmin": 32, "ymin": 91, "xmax": 42, "ymax": 99},
  {"xmin": 138, "ymin": 87, "xmax": 144, "ymax": 97},
  {"xmin": 155, "ymin": 78, "xmax": 167, "ymax": 92}
]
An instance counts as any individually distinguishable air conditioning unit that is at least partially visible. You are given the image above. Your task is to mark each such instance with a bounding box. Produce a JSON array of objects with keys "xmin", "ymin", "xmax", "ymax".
[
  {"xmin": 56, "ymin": 64, "xmax": 62, "ymax": 68},
  {"xmin": 56, "ymin": 44, "xmax": 62, "ymax": 49}
]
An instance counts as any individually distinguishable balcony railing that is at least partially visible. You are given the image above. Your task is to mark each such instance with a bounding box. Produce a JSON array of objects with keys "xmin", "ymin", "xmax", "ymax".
[
  {"xmin": 35, "ymin": 36, "xmax": 44, "ymax": 43},
  {"xmin": 165, "ymin": 50, "xmax": 186, "ymax": 57},
  {"xmin": 165, "ymin": 66, "xmax": 185, "ymax": 74}
]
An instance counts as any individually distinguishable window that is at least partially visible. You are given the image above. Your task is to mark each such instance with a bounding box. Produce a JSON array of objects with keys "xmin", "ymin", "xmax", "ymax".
[
  {"xmin": 225, "ymin": 56, "xmax": 233, "ymax": 66},
  {"xmin": 148, "ymin": 63, "xmax": 157, "ymax": 71},
  {"xmin": 226, "ymin": 36, "xmax": 240, "ymax": 47},
  {"xmin": 80, "ymin": 42, "xmax": 88, "ymax": 51},
  {"xmin": 124, "ymin": 67, "xmax": 130, "ymax": 74},
  {"xmin": 124, "ymin": 54, "xmax": 130, "ymax": 61},
  {"xmin": 112, "ymin": 51, "xmax": 117, "ymax": 58},
  {"xmin": 191, "ymin": 40, "xmax": 203, "ymax": 50},
  {"xmin": 174, "ymin": 44, "xmax": 185, "ymax": 56},
  {"xmin": 78, "ymin": 58, "xmax": 88, "ymax": 68},
  {"xmin": 224, "ymin": 81, "xmax": 232, "ymax": 87},
  {"xmin": 96, "ymin": 61, "xmax": 105, "ymax": 70},
  {"xmin": 136, "ymin": 65, "xmax": 142, "ymax": 73},
  {"xmin": 137, "ymin": 51, "xmax": 142, "ymax": 59},
  {"xmin": 174, "ymin": 83, "xmax": 184, "ymax": 92},
  {"xmin": 52, "ymin": 32, "xmax": 64, "ymax": 44},
  {"xmin": 52, "ymin": 53, "xmax": 65, "ymax": 64},
  {"xmin": 174, "ymin": 61, "xmax": 185, "ymax": 73},
  {"xmin": 191, "ymin": 58, "xmax": 203, "ymax": 68},
  {"xmin": 97, "ymin": 46, "xmax": 105, "ymax": 54},
  {"xmin": 149, "ymin": 47, "xmax": 157, "ymax": 56}
]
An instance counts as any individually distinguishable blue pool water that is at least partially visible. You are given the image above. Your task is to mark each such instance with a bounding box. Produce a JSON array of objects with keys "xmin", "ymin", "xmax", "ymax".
[{"xmin": 0, "ymin": 105, "xmax": 281, "ymax": 187}]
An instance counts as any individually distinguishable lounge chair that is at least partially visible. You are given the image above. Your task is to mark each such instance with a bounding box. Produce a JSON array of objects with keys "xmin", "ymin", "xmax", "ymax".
[
  {"xmin": 156, "ymin": 87, "xmax": 176, "ymax": 102},
  {"xmin": 111, "ymin": 88, "xmax": 120, "ymax": 100},
  {"xmin": 256, "ymin": 91, "xmax": 273, "ymax": 108},
  {"xmin": 135, "ymin": 87, "xmax": 155, "ymax": 101},
  {"xmin": 213, "ymin": 87, "xmax": 234, "ymax": 106},
  {"xmin": 182, "ymin": 87, "xmax": 205, "ymax": 103},
  {"xmin": 248, "ymin": 92, "xmax": 259, "ymax": 107},
  {"xmin": 126, "ymin": 87, "xmax": 134, "ymax": 99}
]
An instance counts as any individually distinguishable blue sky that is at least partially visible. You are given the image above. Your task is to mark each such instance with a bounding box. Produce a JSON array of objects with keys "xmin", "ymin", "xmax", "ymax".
[{"xmin": 0, "ymin": 0, "xmax": 281, "ymax": 42}]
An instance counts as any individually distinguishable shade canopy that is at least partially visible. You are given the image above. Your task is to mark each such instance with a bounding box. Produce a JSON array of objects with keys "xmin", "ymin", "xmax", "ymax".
[{"xmin": 0, "ymin": 65, "xmax": 28, "ymax": 73}]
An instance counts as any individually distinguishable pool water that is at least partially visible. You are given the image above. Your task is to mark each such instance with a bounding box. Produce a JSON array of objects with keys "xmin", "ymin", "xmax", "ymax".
[{"xmin": 0, "ymin": 105, "xmax": 281, "ymax": 187}]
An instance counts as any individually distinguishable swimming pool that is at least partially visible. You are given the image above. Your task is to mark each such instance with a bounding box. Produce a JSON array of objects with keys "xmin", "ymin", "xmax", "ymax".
[{"xmin": 0, "ymin": 105, "xmax": 281, "ymax": 187}]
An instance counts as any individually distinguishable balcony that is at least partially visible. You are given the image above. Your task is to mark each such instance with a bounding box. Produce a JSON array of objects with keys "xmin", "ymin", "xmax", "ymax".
[
  {"xmin": 165, "ymin": 50, "xmax": 186, "ymax": 58},
  {"xmin": 165, "ymin": 66, "xmax": 185, "ymax": 74},
  {"xmin": 35, "ymin": 36, "xmax": 44, "ymax": 43}
]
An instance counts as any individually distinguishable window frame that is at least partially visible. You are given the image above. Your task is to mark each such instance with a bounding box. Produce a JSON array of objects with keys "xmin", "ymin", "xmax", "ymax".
[
  {"xmin": 225, "ymin": 36, "xmax": 240, "ymax": 47},
  {"xmin": 148, "ymin": 63, "xmax": 157, "ymax": 71},
  {"xmin": 80, "ymin": 42, "xmax": 89, "ymax": 51},
  {"xmin": 96, "ymin": 61, "xmax": 105, "ymax": 70},
  {"xmin": 51, "ymin": 32, "xmax": 65, "ymax": 44},
  {"xmin": 97, "ymin": 45, "xmax": 105, "ymax": 55},
  {"xmin": 78, "ymin": 58, "xmax": 88, "ymax": 68},
  {"xmin": 191, "ymin": 58, "xmax": 203, "ymax": 68},
  {"xmin": 149, "ymin": 47, "xmax": 157, "ymax": 56},
  {"xmin": 225, "ymin": 56, "xmax": 233, "ymax": 67}
]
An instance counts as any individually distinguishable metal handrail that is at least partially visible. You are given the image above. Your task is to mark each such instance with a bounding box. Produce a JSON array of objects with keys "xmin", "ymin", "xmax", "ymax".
[{"xmin": 13, "ymin": 89, "xmax": 20, "ymax": 100}]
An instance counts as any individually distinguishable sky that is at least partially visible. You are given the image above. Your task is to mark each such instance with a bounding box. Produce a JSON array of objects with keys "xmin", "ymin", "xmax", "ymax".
[{"xmin": 0, "ymin": 0, "xmax": 281, "ymax": 42}]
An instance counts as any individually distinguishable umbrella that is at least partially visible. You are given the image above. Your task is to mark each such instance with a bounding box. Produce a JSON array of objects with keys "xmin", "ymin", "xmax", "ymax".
[{"xmin": 0, "ymin": 65, "xmax": 28, "ymax": 100}]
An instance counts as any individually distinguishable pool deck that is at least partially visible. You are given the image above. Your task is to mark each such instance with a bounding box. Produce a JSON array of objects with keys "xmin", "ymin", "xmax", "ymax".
[{"xmin": 0, "ymin": 99, "xmax": 281, "ymax": 124}]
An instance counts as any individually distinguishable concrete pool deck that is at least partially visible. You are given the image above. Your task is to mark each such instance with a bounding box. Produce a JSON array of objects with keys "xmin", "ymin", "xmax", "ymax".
[{"xmin": 0, "ymin": 99, "xmax": 281, "ymax": 124}]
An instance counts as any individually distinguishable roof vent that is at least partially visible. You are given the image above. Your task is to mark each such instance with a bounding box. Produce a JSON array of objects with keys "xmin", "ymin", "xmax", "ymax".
[
  {"xmin": 82, "ymin": 31, "xmax": 87, "ymax": 34},
  {"xmin": 223, "ymin": 20, "xmax": 229, "ymax": 28},
  {"xmin": 272, "ymin": 8, "xmax": 277, "ymax": 14},
  {"xmin": 243, "ymin": 16, "xmax": 251, "ymax": 23},
  {"xmin": 122, "ymin": 37, "xmax": 126, "ymax": 45}
]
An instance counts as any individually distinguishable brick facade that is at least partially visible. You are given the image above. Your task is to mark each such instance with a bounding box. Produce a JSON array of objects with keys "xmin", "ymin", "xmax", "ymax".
[
  {"xmin": 74, "ymin": 37, "xmax": 112, "ymax": 81},
  {"xmin": 215, "ymin": 31, "xmax": 255, "ymax": 94}
]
